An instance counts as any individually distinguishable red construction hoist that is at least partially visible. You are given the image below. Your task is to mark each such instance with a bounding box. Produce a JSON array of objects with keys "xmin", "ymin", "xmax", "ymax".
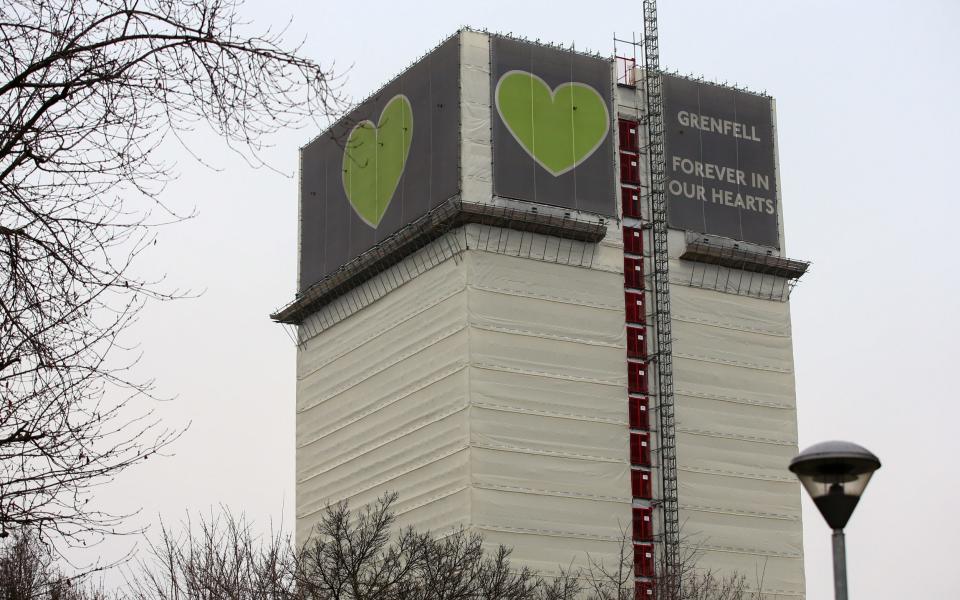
[{"xmin": 618, "ymin": 113, "xmax": 656, "ymax": 596}]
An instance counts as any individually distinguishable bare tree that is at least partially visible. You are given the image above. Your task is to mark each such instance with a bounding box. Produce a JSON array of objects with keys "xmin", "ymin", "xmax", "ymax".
[
  {"xmin": 581, "ymin": 527, "xmax": 764, "ymax": 600},
  {"xmin": 117, "ymin": 496, "xmax": 775, "ymax": 600},
  {"xmin": 124, "ymin": 494, "xmax": 581, "ymax": 600},
  {"xmin": 293, "ymin": 494, "xmax": 578, "ymax": 600},
  {"xmin": 0, "ymin": 529, "xmax": 109, "ymax": 600},
  {"xmin": 0, "ymin": 0, "xmax": 343, "ymax": 542},
  {"xmin": 122, "ymin": 510, "xmax": 295, "ymax": 600}
]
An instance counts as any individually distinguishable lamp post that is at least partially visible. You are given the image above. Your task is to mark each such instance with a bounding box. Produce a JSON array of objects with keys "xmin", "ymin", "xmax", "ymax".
[{"xmin": 789, "ymin": 441, "xmax": 880, "ymax": 600}]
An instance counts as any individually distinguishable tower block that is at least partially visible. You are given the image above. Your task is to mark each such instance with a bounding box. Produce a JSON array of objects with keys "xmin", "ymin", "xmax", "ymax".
[{"xmin": 273, "ymin": 29, "xmax": 809, "ymax": 599}]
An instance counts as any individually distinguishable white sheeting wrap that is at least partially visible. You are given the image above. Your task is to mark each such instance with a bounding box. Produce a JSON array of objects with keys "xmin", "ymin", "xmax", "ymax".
[
  {"xmin": 295, "ymin": 241, "xmax": 806, "ymax": 596},
  {"xmin": 670, "ymin": 280, "xmax": 805, "ymax": 597},
  {"xmin": 296, "ymin": 258, "xmax": 471, "ymax": 538},
  {"xmin": 460, "ymin": 31, "xmax": 492, "ymax": 202},
  {"xmin": 466, "ymin": 251, "xmax": 631, "ymax": 574},
  {"xmin": 296, "ymin": 248, "xmax": 631, "ymax": 575}
]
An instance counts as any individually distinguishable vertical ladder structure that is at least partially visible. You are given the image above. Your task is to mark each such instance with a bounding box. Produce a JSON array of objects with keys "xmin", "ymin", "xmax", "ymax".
[{"xmin": 640, "ymin": 0, "xmax": 681, "ymax": 590}]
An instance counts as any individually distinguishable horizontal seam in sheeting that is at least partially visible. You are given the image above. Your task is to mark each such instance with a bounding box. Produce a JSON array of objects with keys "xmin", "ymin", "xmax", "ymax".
[
  {"xmin": 678, "ymin": 466, "xmax": 796, "ymax": 483},
  {"xmin": 297, "ymin": 286, "xmax": 466, "ymax": 380},
  {"xmin": 297, "ymin": 363, "xmax": 468, "ymax": 446},
  {"xmin": 679, "ymin": 503, "xmax": 799, "ymax": 522},
  {"xmin": 472, "ymin": 482, "xmax": 630, "ymax": 505},
  {"xmin": 468, "ymin": 322, "xmax": 622, "ymax": 349},
  {"xmin": 471, "ymin": 441, "xmax": 622, "ymax": 464},
  {"xmin": 676, "ymin": 427, "xmax": 797, "ymax": 447},
  {"xmin": 297, "ymin": 405, "xmax": 469, "ymax": 484},
  {"xmin": 743, "ymin": 585, "xmax": 807, "ymax": 600},
  {"xmin": 676, "ymin": 388, "xmax": 795, "ymax": 410},
  {"xmin": 673, "ymin": 351, "xmax": 793, "ymax": 374},
  {"xmin": 685, "ymin": 542, "xmax": 802, "ymax": 560},
  {"xmin": 467, "ymin": 282, "xmax": 621, "ymax": 312},
  {"xmin": 298, "ymin": 324, "xmax": 468, "ymax": 411},
  {"xmin": 472, "ymin": 362, "xmax": 622, "ymax": 387},
  {"xmin": 472, "ymin": 523, "xmax": 621, "ymax": 543},
  {"xmin": 391, "ymin": 485, "xmax": 471, "ymax": 519},
  {"xmin": 471, "ymin": 401, "xmax": 624, "ymax": 426},
  {"xmin": 737, "ymin": 588, "xmax": 804, "ymax": 599},
  {"xmin": 672, "ymin": 313, "xmax": 790, "ymax": 338},
  {"xmin": 296, "ymin": 444, "xmax": 469, "ymax": 519}
]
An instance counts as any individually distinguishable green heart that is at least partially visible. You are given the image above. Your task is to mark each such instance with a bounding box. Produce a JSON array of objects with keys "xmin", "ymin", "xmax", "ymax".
[
  {"xmin": 495, "ymin": 70, "xmax": 609, "ymax": 176},
  {"xmin": 341, "ymin": 94, "xmax": 413, "ymax": 227}
]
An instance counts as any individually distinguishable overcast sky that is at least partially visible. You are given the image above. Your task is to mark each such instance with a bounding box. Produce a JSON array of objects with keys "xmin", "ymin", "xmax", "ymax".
[{"xmin": 89, "ymin": 1, "xmax": 958, "ymax": 597}]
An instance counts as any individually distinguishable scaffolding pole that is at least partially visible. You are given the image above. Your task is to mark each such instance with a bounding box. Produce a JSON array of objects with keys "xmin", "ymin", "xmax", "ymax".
[{"xmin": 641, "ymin": 0, "xmax": 681, "ymax": 592}]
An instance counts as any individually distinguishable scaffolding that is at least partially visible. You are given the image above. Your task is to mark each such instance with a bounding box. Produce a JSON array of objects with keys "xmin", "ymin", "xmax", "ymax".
[
  {"xmin": 271, "ymin": 197, "xmax": 608, "ymax": 342},
  {"xmin": 679, "ymin": 233, "xmax": 810, "ymax": 301},
  {"xmin": 640, "ymin": 0, "xmax": 682, "ymax": 593}
]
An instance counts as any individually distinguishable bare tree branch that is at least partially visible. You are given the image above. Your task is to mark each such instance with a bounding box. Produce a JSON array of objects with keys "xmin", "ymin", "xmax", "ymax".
[{"xmin": 0, "ymin": 0, "xmax": 346, "ymax": 544}]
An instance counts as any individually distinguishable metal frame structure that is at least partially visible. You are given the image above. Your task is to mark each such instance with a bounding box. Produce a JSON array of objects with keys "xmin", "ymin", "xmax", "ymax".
[
  {"xmin": 640, "ymin": 0, "xmax": 682, "ymax": 591},
  {"xmin": 271, "ymin": 197, "xmax": 607, "ymax": 342}
]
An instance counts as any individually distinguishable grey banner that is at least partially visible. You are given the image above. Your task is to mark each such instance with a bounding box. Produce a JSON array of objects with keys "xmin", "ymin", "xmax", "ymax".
[
  {"xmin": 662, "ymin": 75, "xmax": 779, "ymax": 247},
  {"xmin": 299, "ymin": 37, "xmax": 459, "ymax": 292},
  {"xmin": 491, "ymin": 37, "xmax": 615, "ymax": 216}
]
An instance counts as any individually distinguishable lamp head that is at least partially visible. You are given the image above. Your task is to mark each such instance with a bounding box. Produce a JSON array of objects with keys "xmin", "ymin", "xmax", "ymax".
[{"xmin": 789, "ymin": 440, "xmax": 881, "ymax": 530}]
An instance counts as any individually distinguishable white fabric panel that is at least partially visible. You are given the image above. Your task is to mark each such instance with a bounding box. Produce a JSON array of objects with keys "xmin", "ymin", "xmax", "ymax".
[
  {"xmin": 298, "ymin": 478, "xmax": 471, "ymax": 545},
  {"xmin": 465, "ymin": 249, "xmax": 630, "ymax": 576},
  {"xmin": 297, "ymin": 258, "xmax": 466, "ymax": 381},
  {"xmin": 297, "ymin": 360, "xmax": 467, "ymax": 450},
  {"xmin": 298, "ymin": 366, "xmax": 469, "ymax": 481},
  {"xmin": 677, "ymin": 507, "xmax": 802, "ymax": 558},
  {"xmin": 296, "ymin": 257, "xmax": 472, "ymax": 545},
  {"xmin": 469, "ymin": 367, "xmax": 625, "ymax": 426},
  {"xmin": 469, "ymin": 288, "xmax": 623, "ymax": 348},
  {"xmin": 467, "ymin": 250, "xmax": 623, "ymax": 311},
  {"xmin": 462, "ymin": 137, "xmax": 492, "ymax": 182},
  {"xmin": 670, "ymin": 262, "xmax": 804, "ymax": 597},
  {"xmin": 297, "ymin": 450, "xmax": 470, "ymax": 538},
  {"xmin": 297, "ymin": 323, "xmax": 468, "ymax": 431},
  {"xmin": 297, "ymin": 401, "xmax": 469, "ymax": 514},
  {"xmin": 476, "ymin": 528, "xmax": 627, "ymax": 577},
  {"xmin": 679, "ymin": 470, "xmax": 800, "ymax": 518},
  {"xmin": 470, "ymin": 328, "xmax": 624, "ymax": 385},
  {"xmin": 461, "ymin": 66, "xmax": 490, "ymax": 105},
  {"xmin": 392, "ymin": 488, "xmax": 472, "ymax": 537},
  {"xmin": 672, "ymin": 319, "xmax": 793, "ymax": 373},
  {"xmin": 471, "ymin": 446, "xmax": 629, "ymax": 503},
  {"xmin": 676, "ymin": 431, "xmax": 795, "ymax": 482},
  {"xmin": 472, "ymin": 487, "xmax": 629, "ymax": 542},
  {"xmin": 671, "ymin": 284, "xmax": 792, "ymax": 337},
  {"xmin": 677, "ymin": 395, "xmax": 797, "ymax": 444},
  {"xmin": 674, "ymin": 356, "xmax": 796, "ymax": 409},
  {"xmin": 460, "ymin": 30, "xmax": 491, "ymax": 202},
  {"xmin": 296, "ymin": 286, "xmax": 466, "ymax": 425},
  {"xmin": 471, "ymin": 405, "xmax": 625, "ymax": 464},
  {"xmin": 460, "ymin": 30, "xmax": 489, "ymax": 66}
]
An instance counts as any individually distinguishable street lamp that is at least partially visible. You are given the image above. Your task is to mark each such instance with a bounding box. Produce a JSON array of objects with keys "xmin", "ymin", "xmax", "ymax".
[{"xmin": 789, "ymin": 441, "xmax": 881, "ymax": 600}]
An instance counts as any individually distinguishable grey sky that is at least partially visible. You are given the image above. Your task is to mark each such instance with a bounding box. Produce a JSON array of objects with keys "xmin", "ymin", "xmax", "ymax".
[{"xmin": 91, "ymin": 1, "xmax": 958, "ymax": 598}]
